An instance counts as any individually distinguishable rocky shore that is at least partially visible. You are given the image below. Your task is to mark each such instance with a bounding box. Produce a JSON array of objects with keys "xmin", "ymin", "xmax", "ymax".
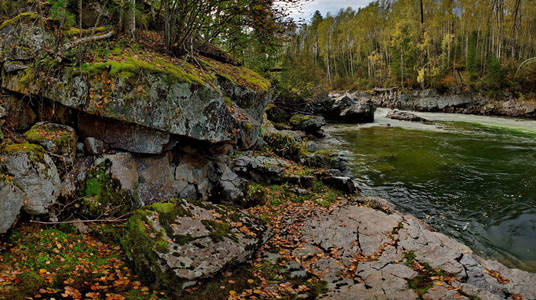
[{"xmin": 370, "ymin": 88, "xmax": 536, "ymax": 119}]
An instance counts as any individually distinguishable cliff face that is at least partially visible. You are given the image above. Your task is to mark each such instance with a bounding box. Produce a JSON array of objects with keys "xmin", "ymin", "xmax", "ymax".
[
  {"xmin": 0, "ymin": 18, "xmax": 271, "ymax": 152},
  {"xmin": 0, "ymin": 15, "xmax": 273, "ymax": 233},
  {"xmin": 370, "ymin": 89, "xmax": 536, "ymax": 118}
]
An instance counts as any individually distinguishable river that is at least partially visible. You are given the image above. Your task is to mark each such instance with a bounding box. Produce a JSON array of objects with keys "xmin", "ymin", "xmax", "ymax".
[{"xmin": 327, "ymin": 108, "xmax": 536, "ymax": 272}]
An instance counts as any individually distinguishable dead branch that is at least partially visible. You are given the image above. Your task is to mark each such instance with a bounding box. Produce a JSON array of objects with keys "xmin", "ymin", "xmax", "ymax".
[
  {"xmin": 63, "ymin": 30, "xmax": 114, "ymax": 51},
  {"xmin": 31, "ymin": 217, "xmax": 127, "ymax": 225}
]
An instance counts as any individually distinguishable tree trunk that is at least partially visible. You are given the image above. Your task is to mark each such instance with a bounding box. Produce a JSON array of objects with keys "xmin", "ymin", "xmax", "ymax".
[{"xmin": 129, "ymin": 0, "xmax": 136, "ymax": 38}]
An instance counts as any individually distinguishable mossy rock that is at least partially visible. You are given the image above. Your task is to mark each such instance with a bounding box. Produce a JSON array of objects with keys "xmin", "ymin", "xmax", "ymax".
[
  {"xmin": 0, "ymin": 12, "xmax": 38, "ymax": 31},
  {"xmin": 81, "ymin": 160, "xmax": 138, "ymax": 218},
  {"xmin": 1, "ymin": 143, "xmax": 60, "ymax": 215},
  {"xmin": 24, "ymin": 122, "xmax": 77, "ymax": 164},
  {"xmin": 121, "ymin": 199, "xmax": 268, "ymax": 295},
  {"xmin": 3, "ymin": 143, "xmax": 46, "ymax": 163}
]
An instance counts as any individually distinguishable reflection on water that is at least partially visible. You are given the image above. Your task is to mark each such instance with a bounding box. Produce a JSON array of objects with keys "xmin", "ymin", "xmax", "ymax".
[{"xmin": 328, "ymin": 110, "xmax": 536, "ymax": 272}]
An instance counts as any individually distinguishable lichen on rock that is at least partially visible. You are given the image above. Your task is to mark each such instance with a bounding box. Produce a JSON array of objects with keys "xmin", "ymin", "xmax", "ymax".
[
  {"xmin": 1, "ymin": 143, "xmax": 60, "ymax": 215},
  {"xmin": 121, "ymin": 199, "xmax": 268, "ymax": 294}
]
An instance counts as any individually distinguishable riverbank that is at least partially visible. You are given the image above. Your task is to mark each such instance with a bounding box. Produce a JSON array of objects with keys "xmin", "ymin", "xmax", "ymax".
[{"xmin": 369, "ymin": 89, "xmax": 536, "ymax": 119}]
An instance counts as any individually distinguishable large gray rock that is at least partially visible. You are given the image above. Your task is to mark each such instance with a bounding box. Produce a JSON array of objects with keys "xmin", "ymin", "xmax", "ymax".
[
  {"xmin": 1, "ymin": 144, "xmax": 60, "ymax": 215},
  {"xmin": 1, "ymin": 22, "xmax": 271, "ymax": 150},
  {"xmin": 386, "ymin": 109, "xmax": 428, "ymax": 122},
  {"xmin": 312, "ymin": 93, "xmax": 376, "ymax": 124},
  {"xmin": 282, "ymin": 201, "xmax": 536, "ymax": 299},
  {"xmin": 233, "ymin": 152, "xmax": 291, "ymax": 184},
  {"xmin": 0, "ymin": 175, "xmax": 25, "ymax": 234},
  {"xmin": 289, "ymin": 114, "xmax": 326, "ymax": 136},
  {"xmin": 122, "ymin": 199, "xmax": 269, "ymax": 292}
]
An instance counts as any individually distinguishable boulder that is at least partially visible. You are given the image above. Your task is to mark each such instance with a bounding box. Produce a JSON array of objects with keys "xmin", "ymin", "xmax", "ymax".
[
  {"xmin": 337, "ymin": 97, "xmax": 375, "ymax": 123},
  {"xmin": 0, "ymin": 174, "xmax": 25, "ymax": 234},
  {"xmin": 386, "ymin": 110, "xmax": 427, "ymax": 122},
  {"xmin": 318, "ymin": 169, "xmax": 360, "ymax": 194},
  {"xmin": 263, "ymin": 127, "xmax": 304, "ymax": 161},
  {"xmin": 1, "ymin": 143, "xmax": 60, "ymax": 215},
  {"xmin": 24, "ymin": 122, "xmax": 78, "ymax": 167},
  {"xmin": 233, "ymin": 153, "xmax": 291, "ymax": 184},
  {"xmin": 311, "ymin": 93, "xmax": 376, "ymax": 124},
  {"xmin": 289, "ymin": 114, "xmax": 326, "ymax": 136},
  {"xmin": 122, "ymin": 199, "xmax": 268, "ymax": 293}
]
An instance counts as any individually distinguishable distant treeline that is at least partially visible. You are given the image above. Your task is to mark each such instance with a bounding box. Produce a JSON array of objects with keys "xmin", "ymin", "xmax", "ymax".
[{"xmin": 279, "ymin": 0, "xmax": 536, "ymax": 97}]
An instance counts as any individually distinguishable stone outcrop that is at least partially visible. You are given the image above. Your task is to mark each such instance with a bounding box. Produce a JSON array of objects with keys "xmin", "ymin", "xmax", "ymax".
[
  {"xmin": 0, "ymin": 144, "xmax": 60, "ymax": 215},
  {"xmin": 372, "ymin": 88, "xmax": 536, "ymax": 118},
  {"xmin": 311, "ymin": 92, "xmax": 376, "ymax": 123},
  {"xmin": 122, "ymin": 199, "xmax": 269, "ymax": 293},
  {"xmin": 0, "ymin": 174, "xmax": 25, "ymax": 233},
  {"xmin": 1, "ymin": 19, "xmax": 271, "ymax": 151},
  {"xmin": 281, "ymin": 198, "xmax": 536, "ymax": 300},
  {"xmin": 386, "ymin": 110, "xmax": 428, "ymax": 122},
  {"xmin": 289, "ymin": 114, "xmax": 326, "ymax": 136}
]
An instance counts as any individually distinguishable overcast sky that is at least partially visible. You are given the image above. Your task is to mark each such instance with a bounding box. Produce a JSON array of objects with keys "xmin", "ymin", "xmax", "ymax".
[{"xmin": 287, "ymin": 0, "xmax": 374, "ymax": 22}]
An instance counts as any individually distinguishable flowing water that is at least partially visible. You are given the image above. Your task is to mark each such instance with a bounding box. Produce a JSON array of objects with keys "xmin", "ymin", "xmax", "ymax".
[{"xmin": 327, "ymin": 108, "xmax": 536, "ymax": 272}]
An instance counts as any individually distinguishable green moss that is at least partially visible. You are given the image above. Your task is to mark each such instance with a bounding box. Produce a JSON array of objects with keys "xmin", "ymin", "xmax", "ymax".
[
  {"xmin": 408, "ymin": 275, "xmax": 432, "ymax": 296},
  {"xmin": 24, "ymin": 123, "xmax": 74, "ymax": 153},
  {"xmin": 155, "ymin": 240, "xmax": 170, "ymax": 253},
  {"xmin": 201, "ymin": 220, "xmax": 234, "ymax": 242},
  {"xmin": 0, "ymin": 172, "xmax": 12, "ymax": 184},
  {"xmin": 121, "ymin": 210, "xmax": 180, "ymax": 292},
  {"xmin": 200, "ymin": 57, "xmax": 270, "ymax": 92},
  {"xmin": 3, "ymin": 143, "xmax": 45, "ymax": 162},
  {"xmin": 403, "ymin": 251, "xmax": 417, "ymax": 266},
  {"xmin": 63, "ymin": 26, "xmax": 110, "ymax": 37},
  {"xmin": 75, "ymin": 57, "xmax": 215, "ymax": 86},
  {"xmin": 82, "ymin": 161, "xmax": 136, "ymax": 217},
  {"xmin": 224, "ymin": 96, "xmax": 233, "ymax": 106},
  {"xmin": 18, "ymin": 67, "xmax": 36, "ymax": 89},
  {"xmin": 0, "ymin": 12, "xmax": 38, "ymax": 31},
  {"xmin": 146, "ymin": 199, "xmax": 192, "ymax": 238}
]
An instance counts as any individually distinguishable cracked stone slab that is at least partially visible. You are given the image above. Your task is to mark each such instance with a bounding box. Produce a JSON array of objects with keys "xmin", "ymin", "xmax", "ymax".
[{"xmin": 293, "ymin": 202, "xmax": 536, "ymax": 300}]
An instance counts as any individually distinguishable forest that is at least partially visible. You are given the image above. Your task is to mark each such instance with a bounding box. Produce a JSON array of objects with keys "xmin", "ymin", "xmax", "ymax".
[{"xmin": 279, "ymin": 0, "xmax": 536, "ymax": 99}]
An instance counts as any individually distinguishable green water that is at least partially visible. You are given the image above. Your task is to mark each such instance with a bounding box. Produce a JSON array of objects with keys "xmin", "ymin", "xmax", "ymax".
[{"xmin": 330, "ymin": 117, "xmax": 536, "ymax": 272}]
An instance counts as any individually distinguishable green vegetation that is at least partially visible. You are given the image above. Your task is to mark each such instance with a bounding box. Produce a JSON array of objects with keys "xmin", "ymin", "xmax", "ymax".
[
  {"xmin": 1, "ymin": 227, "xmax": 162, "ymax": 300},
  {"xmin": 24, "ymin": 123, "xmax": 74, "ymax": 153},
  {"xmin": 3, "ymin": 143, "xmax": 46, "ymax": 162},
  {"xmin": 0, "ymin": 12, "xmax": 38, "ymax": 31},
  {"xmin": 281, "ymin": 1, "xmax": 536, "ymax": 98},
  {"xmin": 82, "ymin": 161, "xmax": 137, "ymax": 218}
]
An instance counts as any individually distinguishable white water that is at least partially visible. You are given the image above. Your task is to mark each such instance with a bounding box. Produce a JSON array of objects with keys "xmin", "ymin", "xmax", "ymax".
[{"xmin": 328, "ymin": 108, "xmax": 536, "ymax": 135}]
